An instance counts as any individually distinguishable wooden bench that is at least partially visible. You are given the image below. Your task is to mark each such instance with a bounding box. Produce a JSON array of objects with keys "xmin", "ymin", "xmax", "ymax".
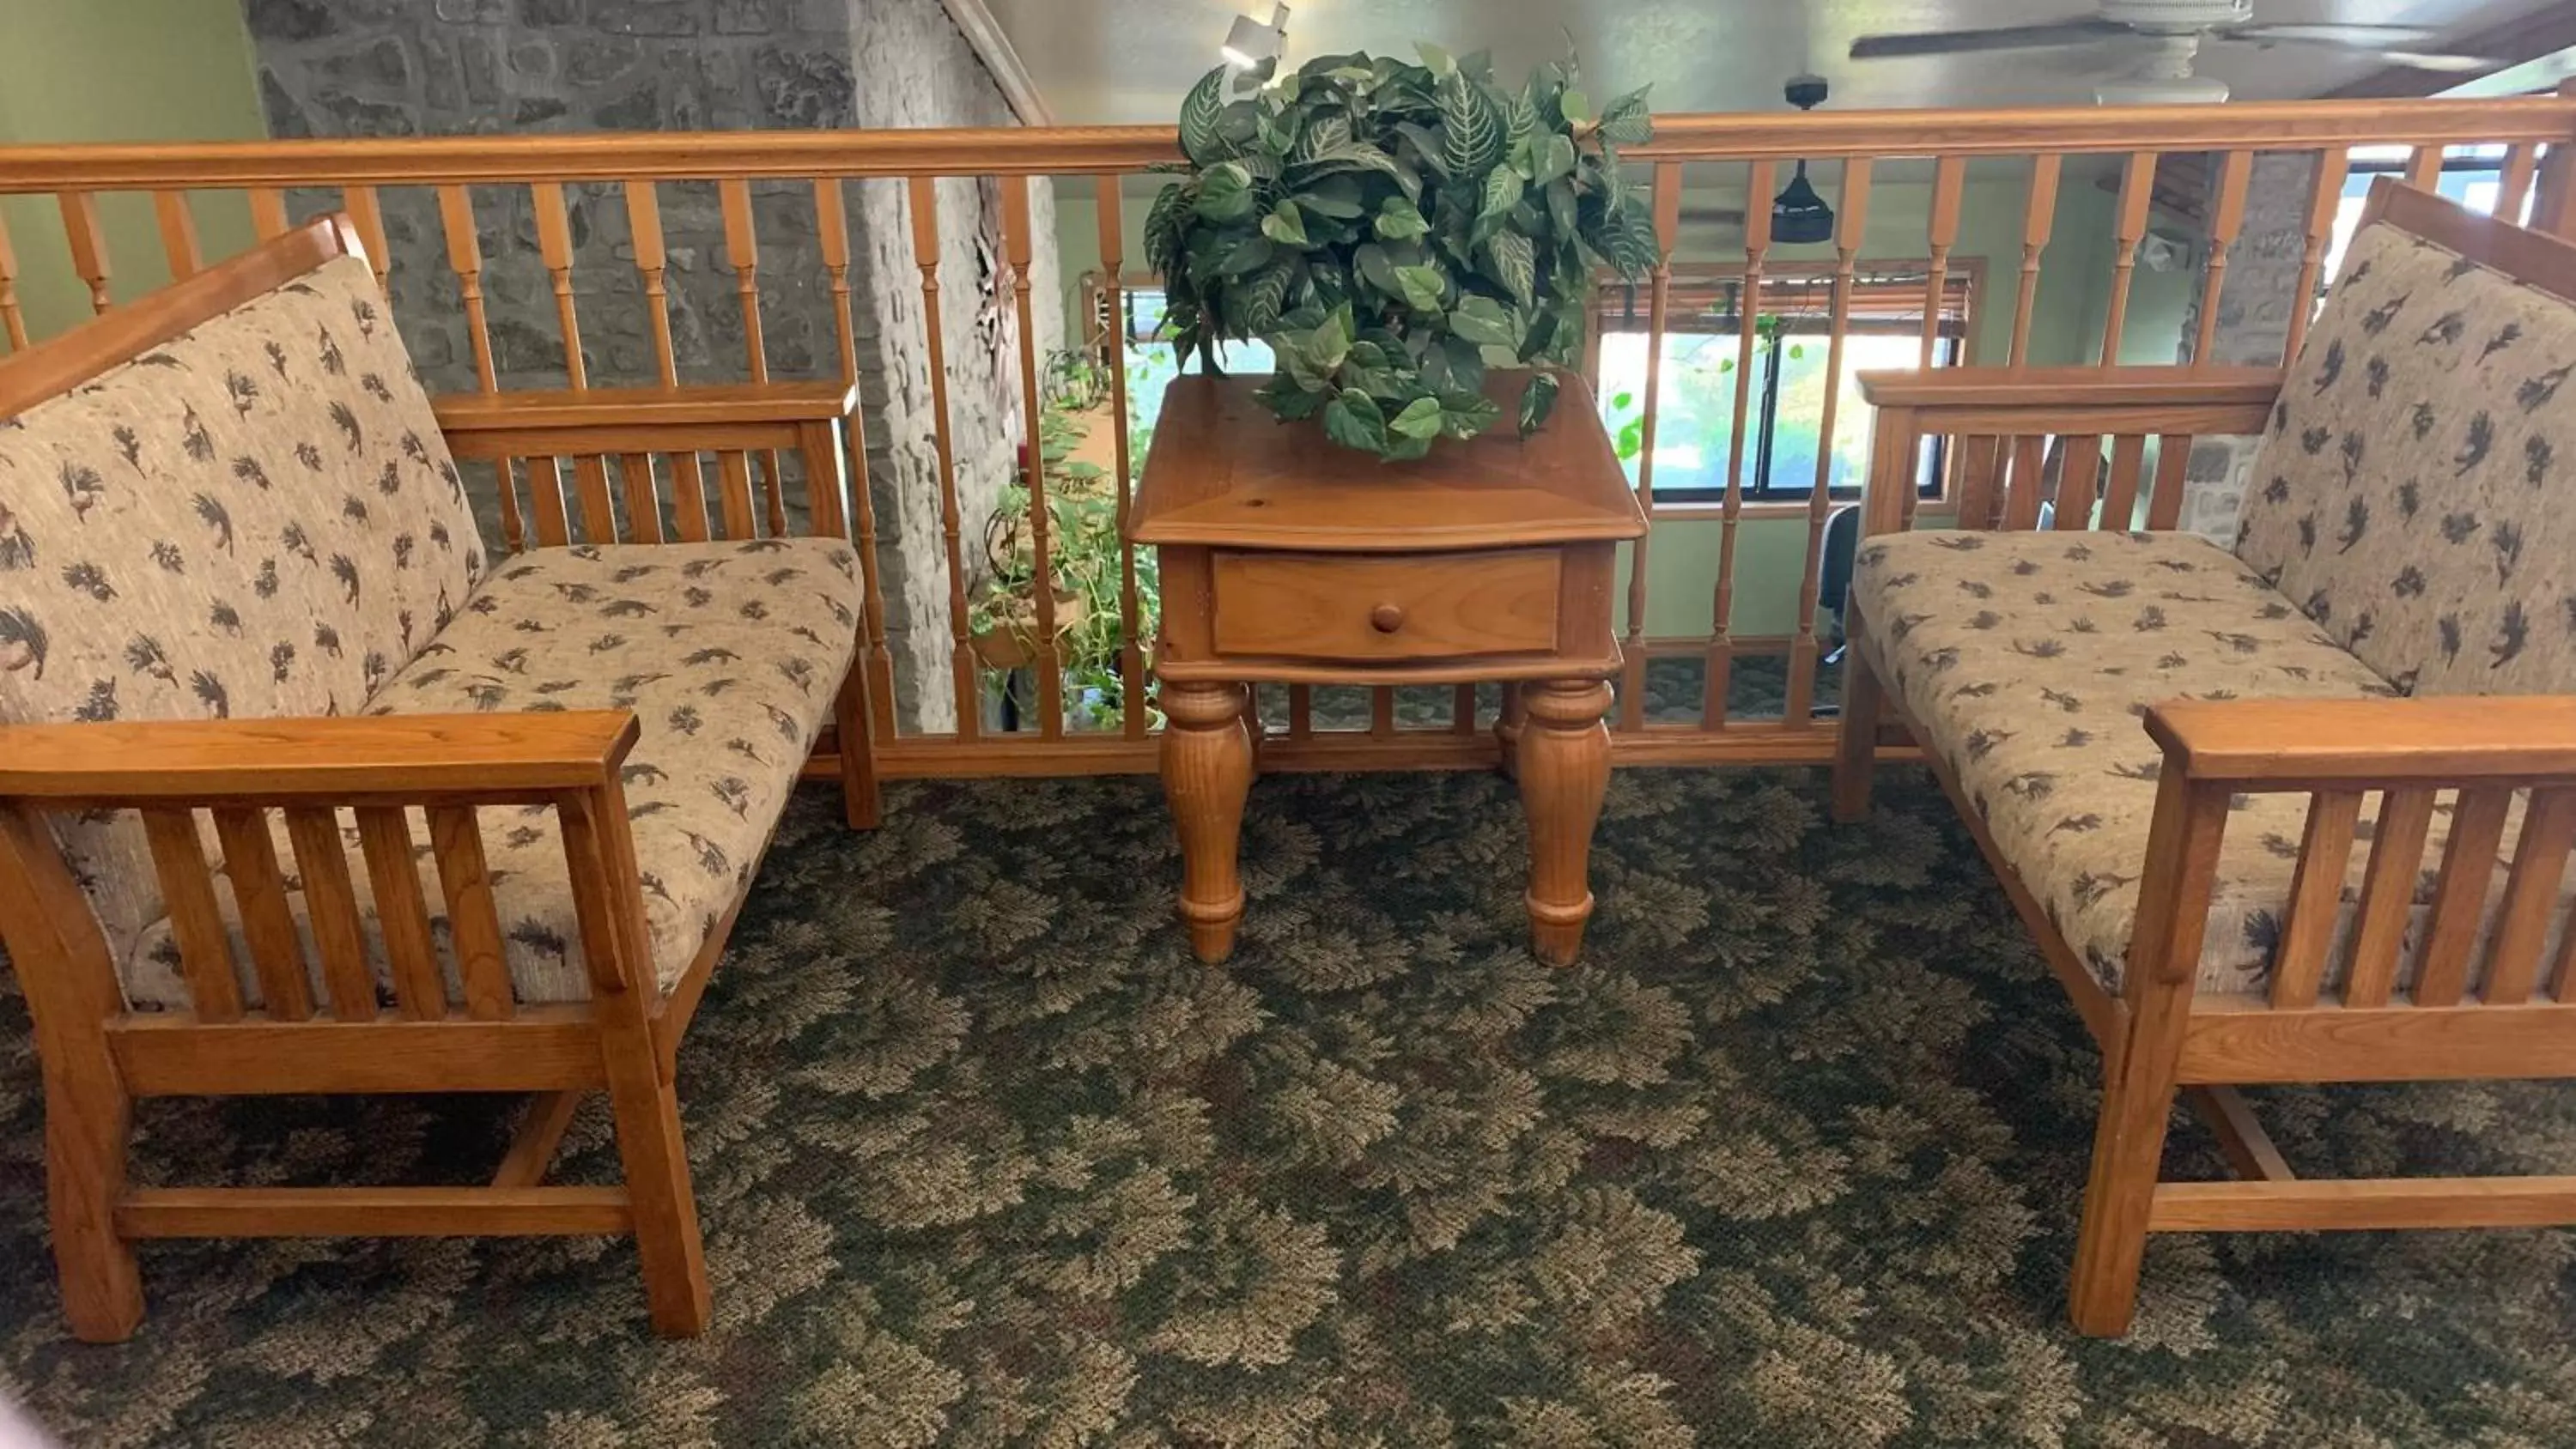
[{"xmin": 0, "ymin": 217, "xmax": 876, "ymax": 1340}]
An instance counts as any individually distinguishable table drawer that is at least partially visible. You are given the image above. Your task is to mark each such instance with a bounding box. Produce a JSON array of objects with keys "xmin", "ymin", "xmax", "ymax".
[{"xmin": 1210, "ymin": 549, "xmax": 1561, "ymax": 662}]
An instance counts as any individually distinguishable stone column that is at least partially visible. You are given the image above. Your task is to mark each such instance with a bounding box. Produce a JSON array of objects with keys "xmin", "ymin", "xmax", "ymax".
[
  {"xmin": 2172, "ymin": 152, "xmax": 2318, "ymax": 542},
  {"xmin": 246, "ymin": 0, "xmax": 1063, "ymax": 734}
]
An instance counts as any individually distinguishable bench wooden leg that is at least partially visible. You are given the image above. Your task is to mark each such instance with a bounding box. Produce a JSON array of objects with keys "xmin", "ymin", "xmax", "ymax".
[
  {"xmin": 1831, "ymin": 639, "xmax": 1884, "ymax": 823},
  {"xmin": 0, "ymin": 804, "xmax": 147, "ymax": 1342},
  {"xmin": 832, "ymin": 665, "xmax": 881, "ymax": 831},
  {"xmin": 602, "ymin": 1049, "xmax": 709, "ymax": 1337},
  {"xmin": 2068, "ymin": 1056, "xmax": 2178, "ymax": 1336}
]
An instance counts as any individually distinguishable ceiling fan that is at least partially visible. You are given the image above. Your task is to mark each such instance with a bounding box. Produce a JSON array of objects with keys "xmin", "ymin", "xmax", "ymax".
[{"xmin": 1848, "ymin": 1, "xmax": 2497, "ymax": 104}]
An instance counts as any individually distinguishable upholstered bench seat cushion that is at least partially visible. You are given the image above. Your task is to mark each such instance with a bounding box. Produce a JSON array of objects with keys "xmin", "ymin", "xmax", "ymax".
[
  {"xmin": 121, "ymin": 537, "xmax": 861, "ymax": 1008},
  {"xmin": 1850, "ymin": 527, "xmax": 2538, "ymax": 997}
]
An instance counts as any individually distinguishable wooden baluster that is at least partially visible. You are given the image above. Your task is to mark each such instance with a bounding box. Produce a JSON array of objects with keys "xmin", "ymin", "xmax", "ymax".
[
  {"xmin": 152, "ymin": 191, "xmax": 201, "ymax": 281},
  {"xmin": 2191, "ymin": 150, "xmax": 2252, "ymax": 364},
  {"xmin": 2269, "ymin": 790, "xmax": 2362, "ymax": 1009},
  {"xmin": 1096, "ymin": 177, "xmax": 1149, "ymax": 742},
  {"xmin": 210, "ymin": 808, "xmax": 313, "ymax": 1022},
  {"xmin": 1370, "ymin": 687, "xmax": 1396, "ymax": 737},
  {"xmin": 2484, "ymin": 790, "xmax": 2576, "ymax": 1003},
  {"xmin": 817, "ymin": 181, "xmax": 897, "ymax": 737},
  {"xmin": 525, "ymin": 458, "xmax": 571, "ymax": 548},
  {"xmin": 1784, "ymin": 161, "xmax": 1872, "ymax": 730},
  {"xmin": 532, "ymin": 182, "xmax": 586, "ymax": 388},
  {"xmin": 0, "ymin": 207, "xmax": 25, "ymax": 351},
  {"xmin": 663, "ymin": 451, "xmax": 707, "ymax": 542},
  {"xmin": 343, "ymin": 185, "xmax": 391, "ymax": 287},
  {"xmin": 284, "ymin": 807, "xmax": 376, "ymax": 1020},
  {"xmin": 140, "ymin": 809, "xmax": 241, "ymax": 1022},
  {"xmin": 2343, "ymin": 788, "xmax": 2435, "ymax": 1008},
  {"xmin": 2145, "ymin": 434, "xmax": 2193, "ymax": 530},
  {"xmin": 2053, "ymin": 435, "xmax": 2101, "ymax": 530},
  {"xmin": 438, "ymin": 185, "xmax": 501, "ymax": 393},
  {"xmin": 355, "ymin": 806, "xmax": 445, "ymax": 1020},
  {"xmin": 1288, "ymin": 685, "xmax": 1313, "ymax": 740},
  {"xmin": 247, "ymin": 188, "xmax": 289, "ymax": 240},
  {"xmin": 628, "ymin": 180, "xmax": 712, "ymax": 533},
  {"xmin": 2001, "ymin": 434, "xmax": 2048, "ymax": 532},
  {"xmin": 1000, "ymin": 175, "xmax": 1064, "ymax": 737},
  {"xmin": 428, "ymin": 806, "xmax": 513, "ymax": 1022},
  {"xmin": 717, "ymin": 179, "xmax": 787, "ymax": 532},
  {"xmin": 2405, "ymin": 142, "xmax": 2446, "ymax": 192},
  {"xmin": 2008, "ymin": 155, "xmax": 2062, "ymax": 367},
  {"xmin": 58, "ymin": 192, "xmax": 112, "ymax": 314},
  {"xmin": 2284, "ymin": 148, "xmax": 2351, "ymax": 364},
  {"xmin": 619, "ymin": 456, "xmax": 665, "ymax": 543},
  {"xmin": 1453, "ymin": 683, "xmax": 1478, "ymax": 736},
  {"xmin": 1620, "ymin": 161, "xmax": 1682, "ymax": 733},
  {"xmin": 908, "ymin": 175, "xmax": 981, "ymax": 738},
  {"xmin": 1704, "ymin": 159, "xmax": 1775, "ymax": 731},
  {"xmin": 1902, "ymin": 155, "xmax": 1965, "ymax": 530},
  {"xmin": 2500, "ymin": 142, "xmax": 2544, "ymax": 226},
  {"xmin": 2100, "ymin": 433, "xmax": 2148, "ymax": 530},
  {"xmin": 2099, "ymin": 151, "xmax": 2159, "ymax": 365},
  {"xmin": 2414, "ymin": 787, "xmax": 2512, "ymax": 1007}
]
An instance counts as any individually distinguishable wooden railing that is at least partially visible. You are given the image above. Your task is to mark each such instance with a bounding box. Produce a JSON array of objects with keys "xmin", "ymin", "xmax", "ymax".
[{"xmin": 3, "ymin": 96, "xmax": 2573, "ymax": 779}]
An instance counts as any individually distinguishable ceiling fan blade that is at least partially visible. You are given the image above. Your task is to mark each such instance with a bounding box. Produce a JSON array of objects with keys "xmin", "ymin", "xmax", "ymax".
[
  {"xmin": 1849, "ymin": 19, "xmax": 2128, "ymax": 60},
  {"xmin": 2226, "ymin": 23, "xmax": 2448, "ymax": 47},
  {"xmin": 2211, "ymin": 32, "xmax": 2496, "ymax": 73}
]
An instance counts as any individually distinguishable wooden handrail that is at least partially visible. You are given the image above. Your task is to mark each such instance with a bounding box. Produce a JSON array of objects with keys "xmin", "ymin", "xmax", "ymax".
[{"xmin": 0, "ymin": 94, "xmax": 2569, "ymax": 191}]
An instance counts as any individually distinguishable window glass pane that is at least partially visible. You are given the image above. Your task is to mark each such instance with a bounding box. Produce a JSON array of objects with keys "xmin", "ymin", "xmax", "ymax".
[
  {"xmin": 1119, "ymin": 288, "xmax": 1274, "ymax": 452},
  {"xmin": 1595, "ymin": 330, "xmax": 1748, "ymax": 493},
  {"xmin": 1770, "ymin": 332, "xmax": 1920, "ymax": 496}
]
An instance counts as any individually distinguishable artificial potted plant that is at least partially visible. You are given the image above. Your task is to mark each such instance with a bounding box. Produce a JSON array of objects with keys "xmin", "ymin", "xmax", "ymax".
[{"xmin": 1146, "ymin": 46, "xmax": 1656, "ymax": 460}]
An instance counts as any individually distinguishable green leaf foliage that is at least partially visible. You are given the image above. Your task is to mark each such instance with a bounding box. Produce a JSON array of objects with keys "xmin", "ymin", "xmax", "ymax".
[{"xmin": 1155, "ymin": 51, "xmax": 1656, "ymax": 459}]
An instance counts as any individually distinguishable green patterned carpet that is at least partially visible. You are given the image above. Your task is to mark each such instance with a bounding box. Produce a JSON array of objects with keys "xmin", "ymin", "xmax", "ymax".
[{"xmin": 9, "ymin": 766, "xmax": 2576, "ymax": 1446}]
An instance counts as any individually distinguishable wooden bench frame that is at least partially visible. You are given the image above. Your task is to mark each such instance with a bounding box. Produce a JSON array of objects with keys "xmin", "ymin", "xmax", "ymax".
[
  {"xmin": 1830, "ymin": 180, "xmax": 2576, "ymax": 1337},
  {"xmin": 0, "ymin": 218, "xmax": 878, "ymax": 1342}
]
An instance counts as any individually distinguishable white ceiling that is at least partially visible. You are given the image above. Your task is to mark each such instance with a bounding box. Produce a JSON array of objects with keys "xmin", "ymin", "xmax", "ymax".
[{"xmin": 981, "ymin": 0, "xmax": 2565, "ymax": 122}]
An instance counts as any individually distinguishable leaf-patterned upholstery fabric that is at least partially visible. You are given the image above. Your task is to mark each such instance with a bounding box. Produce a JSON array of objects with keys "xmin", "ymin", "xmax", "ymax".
[
  {"xmin": 2234, "ymin": 221, "xmax": 2576, "ymax": 698},
  {"xmin": 1850, "ymin": 528, "xmax": 2469, "ymax": 995},
  {"xmin": 120, "ymin": 538, "xmax": 864, "ymax": 1008},
  {"xmin": 0, "ymin": 254, "xmax": 483, "ymax": 975}
]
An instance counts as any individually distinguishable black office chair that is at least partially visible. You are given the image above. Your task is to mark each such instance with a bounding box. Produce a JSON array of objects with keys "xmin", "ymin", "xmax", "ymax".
[{"xmin": 1810, "ymin": 503, "xmax": 1862, "ymax": 717}]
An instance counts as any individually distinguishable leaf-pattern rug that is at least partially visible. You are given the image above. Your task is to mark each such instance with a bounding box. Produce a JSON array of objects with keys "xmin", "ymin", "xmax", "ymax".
[{"xmin": 7, "ymin": 766, "xmax": 2576, "ymax": 1446}]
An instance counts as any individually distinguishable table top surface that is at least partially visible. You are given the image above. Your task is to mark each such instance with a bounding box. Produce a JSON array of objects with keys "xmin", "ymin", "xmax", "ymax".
[{"xmin": 1129, "ymin": 372, "xmax": 1647, "ymax": 552}]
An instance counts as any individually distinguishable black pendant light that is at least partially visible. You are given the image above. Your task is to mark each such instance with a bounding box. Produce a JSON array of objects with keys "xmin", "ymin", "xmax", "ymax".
[{"xmin": 1772, "ymin": 76, "xmax": 1835, "ymax": 246}]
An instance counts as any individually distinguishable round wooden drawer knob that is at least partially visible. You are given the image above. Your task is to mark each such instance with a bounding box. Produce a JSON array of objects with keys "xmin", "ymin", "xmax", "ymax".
[{"xmin": 1369, "ymin": 603, "xmax": 1406, "ymax": 634}]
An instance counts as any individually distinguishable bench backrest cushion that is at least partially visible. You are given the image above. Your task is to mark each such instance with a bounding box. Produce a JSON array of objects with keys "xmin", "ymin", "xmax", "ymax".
[
  {"xmin": 2233, "ymin": 220, "xmax": 2576, "ymax": 696},
  {"xmin": 0, "ymin": 253, "xmax": 484, "ymax": 972}
]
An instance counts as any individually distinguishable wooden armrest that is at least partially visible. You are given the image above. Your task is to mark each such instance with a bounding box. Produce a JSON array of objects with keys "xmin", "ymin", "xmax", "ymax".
[
  {"xmin": 1855, "ymin": 365, "xmax": 2285, "ymax": 410},
  {"xmin": 0, "ymin": 712, "xmax": 639, "ymax": 802},
  {"xmin": 432, "ymin": 382, "xmax": 858, "ymax": 435},
  {"xmin": 2148, "ymin": 697, "xmax": 2576, "ymax": 786}
]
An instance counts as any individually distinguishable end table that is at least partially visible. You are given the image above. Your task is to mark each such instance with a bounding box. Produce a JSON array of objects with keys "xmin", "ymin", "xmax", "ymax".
[{"xmin": 1129, "ymin": 372, "xmax": 1647, "ymax": 966}]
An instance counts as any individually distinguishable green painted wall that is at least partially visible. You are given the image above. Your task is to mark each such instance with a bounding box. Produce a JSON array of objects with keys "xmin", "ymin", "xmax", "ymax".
[
  {"xmin": 1054, "ymin": 157, "xmax": 2162, "ymax": 640},
  {"xmin": 0, "ymin": 0, "xmax": 266, "ymax": 339}
]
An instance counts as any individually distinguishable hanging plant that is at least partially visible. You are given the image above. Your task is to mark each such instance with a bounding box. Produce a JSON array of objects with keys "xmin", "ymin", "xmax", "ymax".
[{"xmin": 1145, "ymin": 45, "xmax": 1657, "ymax": 461}]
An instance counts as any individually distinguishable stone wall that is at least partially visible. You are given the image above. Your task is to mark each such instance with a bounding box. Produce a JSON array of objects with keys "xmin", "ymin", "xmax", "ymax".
[
  {"xmin": 245, "ymin": 0, "xmax": 1062, "ymax": 732},
  {"xmin": 2173, "ymin": 153, "xmax": 2318, "ymax": 543}
]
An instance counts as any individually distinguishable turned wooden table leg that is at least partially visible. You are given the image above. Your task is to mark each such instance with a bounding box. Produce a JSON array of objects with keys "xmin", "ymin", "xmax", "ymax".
[
  {"xmin": 1161, "ymin": 679, "xmax": 1255, "ymax": 962},
  {"xmin": 1516, "ymin": 678, "xmax": 1613, "ymax": 965}
]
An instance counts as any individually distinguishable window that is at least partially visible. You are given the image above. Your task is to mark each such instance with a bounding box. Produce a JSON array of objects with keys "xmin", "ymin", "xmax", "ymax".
[
  {"xmin": 2324, "ymin": 143, "xmax": 2519, "ymax": 281},
  {"xmin": 1093, "ymin": 283, "xmax": 1275, "ymax": 455},
  {"xmin": 1590, "ymin": 270, "xmax": 1966, "ymax": 504}
]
